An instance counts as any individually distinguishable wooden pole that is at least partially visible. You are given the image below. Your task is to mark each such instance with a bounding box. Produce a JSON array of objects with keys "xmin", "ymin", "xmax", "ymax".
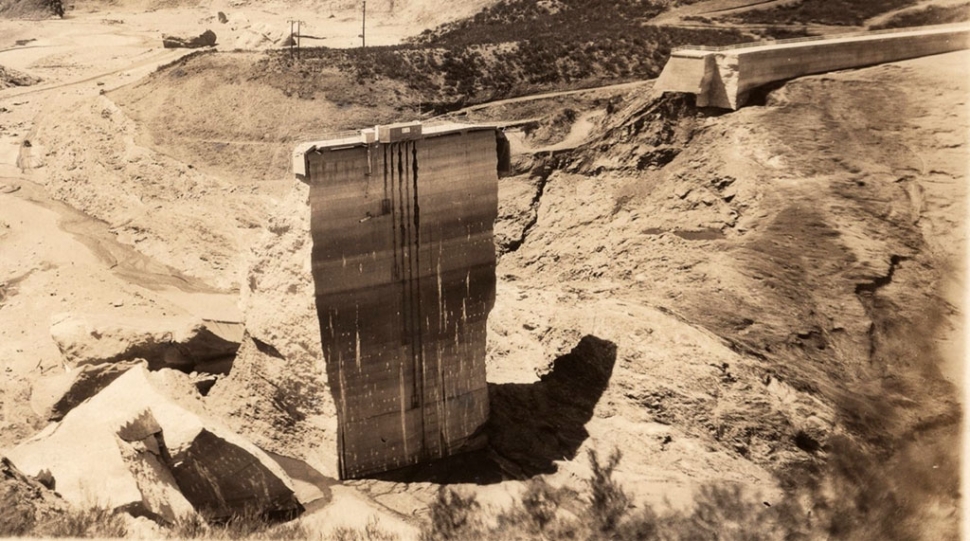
[
  {"xmin": 362, "ymin": 0, "xmax": 366, "ymax": 48},
  {"xmin": 289, "ymin": 20, "xmax": 294, "ymax": 55}
]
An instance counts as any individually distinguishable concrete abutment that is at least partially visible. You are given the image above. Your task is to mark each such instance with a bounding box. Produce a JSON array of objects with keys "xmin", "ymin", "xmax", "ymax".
[{"xmin": 656, "ymin": 23, "xmax": 970, "ymax": 109}]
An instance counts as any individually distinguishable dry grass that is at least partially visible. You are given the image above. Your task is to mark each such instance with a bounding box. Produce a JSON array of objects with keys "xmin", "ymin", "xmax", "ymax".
[
  {"xmin": 168, "ymin": 507, "xmax": 310, "ymax": 540},
  {"xmin": 870, "ymin": 2, "xmax": 970, "ymax": 29},
  {"xmin": 15, "ymin": 505, "xmax": 129, "ymax": 539},
  {"xmin": 167, "ymin": 509, "xmax": 400, "ymax": 540},
  {"xmin": 420, "ymin": 448, "xmax": 791, "ymax": 541}
]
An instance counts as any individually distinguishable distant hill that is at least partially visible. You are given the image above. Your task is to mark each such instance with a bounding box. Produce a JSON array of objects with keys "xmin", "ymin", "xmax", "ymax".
[
  {"xmin": 0, "ymin": 0, "xmax": 61, "ymax": 18},
  {"xmin": 279, "ymin": 1, "xmax": 752, "ymax": 109},
  {"xmin": 718, "ymin": 0, "xmax": 968, "ymax": 27}
]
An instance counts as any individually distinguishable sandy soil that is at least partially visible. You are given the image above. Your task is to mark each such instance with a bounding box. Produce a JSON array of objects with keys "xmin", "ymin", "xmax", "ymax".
[{"xmin": 0, "ymin": 1, "xmax": 965, "ymax": 538}]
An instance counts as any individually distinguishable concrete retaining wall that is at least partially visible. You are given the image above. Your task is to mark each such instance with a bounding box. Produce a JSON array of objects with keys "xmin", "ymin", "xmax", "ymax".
[
  {"xmin": 656, "ymin": 24, "xmax": 970, "ymax": 109},
  {"xmin": 300, "ymin": 125, "xmax": 497, "ymax": 478}
]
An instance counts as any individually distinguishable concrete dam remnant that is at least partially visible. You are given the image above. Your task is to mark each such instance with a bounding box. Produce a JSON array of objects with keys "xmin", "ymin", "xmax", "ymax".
[
  {"xmin": 294, "ymin": 122, "xmax": 505, "ymax": 479},
  {"xmin": 656, "ymin": 23, "xmax": 970, "ymax": 109}
]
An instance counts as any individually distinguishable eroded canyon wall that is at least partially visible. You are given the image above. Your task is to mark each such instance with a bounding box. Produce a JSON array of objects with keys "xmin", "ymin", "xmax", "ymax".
[{"xmin": 298, "ymin": 125, "xmax": 498, "ymax": 478}]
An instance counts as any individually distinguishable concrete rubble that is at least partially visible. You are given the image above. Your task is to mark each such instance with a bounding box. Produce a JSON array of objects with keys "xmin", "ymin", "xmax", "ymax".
[
  {"xmin": 49, "ymin": 313, "xmax": 240, "ymax": 372},
  {"xmin": 6, "ymin": 366, "xmax": 303, "ymax": 523},
  {"xmin": 162, "ymin": 29, "xmax": 217, "ymax": 49},
  {"xmin": 41, "ymin": 359, "xmax": 144, "ymax": 421},
  {"xmin": 655, "ymin": 24, "xmax": 970, "ymax": 109}
]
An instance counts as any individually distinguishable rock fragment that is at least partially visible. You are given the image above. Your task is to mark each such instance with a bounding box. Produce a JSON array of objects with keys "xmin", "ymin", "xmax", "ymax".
[
  {"xmin": 49, "ymin": 313, "xmax": 240, "ymax": 372},
  {"xmin": 162, "ymin": 30, "xmax": 217, "ymax": 49},
  {"xmin": 7, "ymin": 366, "xmax": 302, "ymax": 522},
  {"xmin": 47, "ymin": 359, "xmax": 144, "ymax": 421},
  {"xmin": 0, "ymin": 65, "xmax": 41, "ymax": 89}
]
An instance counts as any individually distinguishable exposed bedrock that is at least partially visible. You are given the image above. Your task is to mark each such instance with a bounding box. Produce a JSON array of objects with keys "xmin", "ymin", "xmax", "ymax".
[{"xmin": 205, "ymin": 180, "xmax": 339, "ymax": 478}]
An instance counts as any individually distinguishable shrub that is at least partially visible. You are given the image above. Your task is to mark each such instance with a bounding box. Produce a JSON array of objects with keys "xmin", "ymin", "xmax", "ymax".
[
  {"xmin": 328, "ymin": 518, "xmax": 399, "ymax": 541},
  {"xmin": 168, "ymin": 507, "xmax": 311, "ymax": 540},
  {"xmin": 422, "ymin": 487, "xmax": 484, "ymax": 540},
  {"xmin": 47, "ymin": 0, "xmax": 63, "ymax": 17},
  {"xmin": 585, "ymin": 448, "xmax": 631, "ymax": 536},
  {"xmin": 170, "ymin": 512, "xmax": 210, "ymax": 538},
  {"xmin": 265, "ymin": 2, "xmax": 750, "ymax": 110},
  {"xmin": 725, "ymin": 0, "xmax": 918, "ymax": 26},
  {"xmin": 519, "ymin": 477, "xmax": 561, "ymax": 531},
  {"xmin": 870, "ymin": 3, "xmax": 970, "ymax": 29}
]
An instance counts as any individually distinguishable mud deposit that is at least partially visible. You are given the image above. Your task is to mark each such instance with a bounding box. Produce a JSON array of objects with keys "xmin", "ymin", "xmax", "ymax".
[{"xmin": 0, "ymin": 3, "xmax": 965, "ymax": 539}]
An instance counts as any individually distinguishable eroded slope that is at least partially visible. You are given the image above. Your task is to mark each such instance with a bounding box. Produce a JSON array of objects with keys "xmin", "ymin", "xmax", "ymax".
[{"xmin": 488, "ymin": 50, "xmax": 965, "ymax": 537}]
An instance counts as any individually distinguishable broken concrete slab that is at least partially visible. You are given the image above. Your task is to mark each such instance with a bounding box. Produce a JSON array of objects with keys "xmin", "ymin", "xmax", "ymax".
[
  {"xmin": 7, "ymin": 366, "xmax": 302, "ymax": 522},
  {"xmin": 40, "ymin": 360, "xmax": 145, "ymax": 421},
  {"xmin": 8, "ymin": 411, "xmax": 170, "ymax": 521},
  {"xmin": 116, "ymin": 412, "xmax": 195, "ymax": 522},
  {"xmin": 50, "ymin": 313, "xmax": 240, "ymax": 372},
  {"xmin": 162, "ymin": 29, "xmax": 217, "ymax": 49}
]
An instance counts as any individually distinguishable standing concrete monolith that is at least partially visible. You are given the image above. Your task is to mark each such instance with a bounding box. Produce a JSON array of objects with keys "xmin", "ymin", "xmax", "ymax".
[{"xmin": 294, "ymin": 122, "xmax": 500, "ymax": 478}]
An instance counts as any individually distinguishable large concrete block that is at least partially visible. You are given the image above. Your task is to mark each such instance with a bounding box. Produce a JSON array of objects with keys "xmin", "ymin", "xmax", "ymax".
[
  {"xmin": 42, "ymin": 359, "xmax": 145, "ymax": 421},
  {"xmin": 7, "ymin": 366, "xmax": 301, "ymax": 522},
  {"xmin": 298, "ymin": 123, "xmax": 499, "ymax": 478},
  {"xmin": 50, "ymin": 313, "xmax": 240, "ymax": 372},
  {"xmin": 654, "ymin": 50, "xmax": 710, "ymax": 95},
  {"xmin": 657, "ymin": 23, "xmax": 970, "ymax": 109}
]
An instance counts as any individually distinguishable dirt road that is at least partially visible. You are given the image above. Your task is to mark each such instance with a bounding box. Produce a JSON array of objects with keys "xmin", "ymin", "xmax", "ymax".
[{"xmin": 648, "ymin": 0, "xmax": 802, "ymax": 24}]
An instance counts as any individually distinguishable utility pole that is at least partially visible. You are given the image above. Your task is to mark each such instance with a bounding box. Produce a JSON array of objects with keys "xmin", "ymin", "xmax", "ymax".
[
  {"xmin": 361, "ymin": 0, "xmax": 366, "ymax": 48},
  {"xmin": 287, "ymin": 20, "xmax": 303, "ymax": 55},
  {"xmin": 289, "ymin": 20, "xmax": 294, "ymax": 54}
]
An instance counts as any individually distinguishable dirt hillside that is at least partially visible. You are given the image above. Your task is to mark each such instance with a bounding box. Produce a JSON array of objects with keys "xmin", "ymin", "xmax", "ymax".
[
  {"xmin": 198, "ymin": 50, "xmax": 966, "ymax": 539},
  {"xmin": 0, "ymin": 0, "xmax": 965, "ymax": 537},
  {"xmin": 481, "ymin": 52, "xmax": 966, "ymax": 537},
  {"xmin": 109, "ymin": 51, "xmax": 418, "ymax": 196}
]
